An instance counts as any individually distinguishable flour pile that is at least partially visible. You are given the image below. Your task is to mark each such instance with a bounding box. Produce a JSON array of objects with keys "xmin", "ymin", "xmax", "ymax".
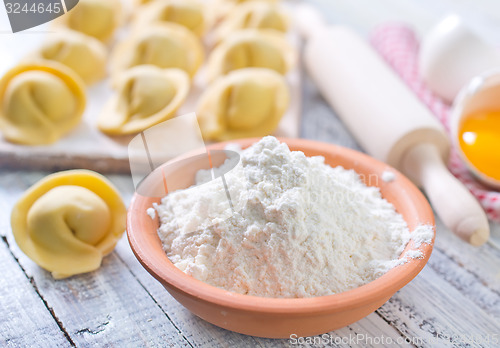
[{"xmin": 155, "ymin": 136, "xmax": 428, "ymax": 298}]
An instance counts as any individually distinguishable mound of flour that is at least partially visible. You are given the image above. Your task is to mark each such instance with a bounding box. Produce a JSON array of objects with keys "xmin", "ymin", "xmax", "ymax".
[{"xmin": 155, "ymin": 136, "xmax": 427, "ymax": 298}]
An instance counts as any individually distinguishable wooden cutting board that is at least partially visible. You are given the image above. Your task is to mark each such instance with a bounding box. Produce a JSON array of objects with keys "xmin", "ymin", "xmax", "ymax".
[{"xmin": 0, "ymin": 4, "xmax": 302, "ymax": 174}]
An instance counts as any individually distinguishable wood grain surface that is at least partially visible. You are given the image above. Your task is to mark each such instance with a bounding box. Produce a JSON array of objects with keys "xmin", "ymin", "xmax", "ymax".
[
  {"xmin": 1, "ymin": 0, "xmax": 500, "ymax": 347},
  {"xmin": 0, "ymin": 4, "xmax": 302, "ymax": 173}
]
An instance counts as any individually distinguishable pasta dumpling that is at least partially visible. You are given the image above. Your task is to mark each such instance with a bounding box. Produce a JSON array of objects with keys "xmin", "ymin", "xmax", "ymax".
[
  {"xmin": 134, "ymin": 0, "xmax": 207, "ymax": 37},
  {"xmin": 11, "ymin": 170, "xmax": 127, "ymax": 279},
  {"xmin": 134, "ymin": 0, "xmax": 153, "ymax": 6},
  {"xmin": 206, "ymin": 29, "xmax": 295, "ymax": 82},
  {"xmin": 197, "ymin": 68, "xmax": 289, "ymax": 140},
  {"xmin": 99, "ymin": 66, "xmax": 190, "ymax": 135},
  {"xmin": 54, "ymin": 0, "xmax": 122, "ymax": 42},
  {"xmin": 0, "ymin": 63, "xmax": 86, "ymax": 145},
  {"xmin": 212, "ymin": 0, "xmax": 280, "ymax": 21},
  {"xmin": 213, "ymin": 1, "xmax": 288, "ymax": 43},
  {"xmin": 30, "ymin": 30, "xmax": 107, "ymax": 85},
  {"xmin": 111, "ymin": 24, "xmax": 204, "ymax": 80}
]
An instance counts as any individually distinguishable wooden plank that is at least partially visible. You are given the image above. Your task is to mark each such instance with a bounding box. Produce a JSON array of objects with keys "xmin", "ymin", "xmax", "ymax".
[
  {"xmin": 433, "ymin": 218, "xmax": 500, "ymax": 294},
  {"xmin": 377, "ymin": 263, "xmax": 500, "ymax": 347},
  {"xmin": 330, "ymin": 313, "xmax": 414, "ymax": 348},
  {"xmin": 114, "ymin": 232, "xmax": 284, "ymax": 348},
  {"xmin": 298, "ymin": 42, "xmax": 500, "ymax": 347},
  {"xmin": 6, "ymin": 237, "xmax": 193, "ymax": 348},
  {"xmin": 0, "ymin": 238, "xmax": 70, "ymax": 348},
  {"xmin": 489, "ymin": 223, "xmax": 500, "ymax": 252},
  {"xmin": 0, "ymin": 171, "xmax": 193, "ymax": 348},
  {"xmin": 108, "ymin": 174, "xmax": 414, "ymax": 348},
  {"xmin": 114, "ymin": 237, "xmax": 414, "ymax": 348},
  {"xmin": 109, "ymin": 167, "xmax": 414, "ymax": 346},
  {"xmin": 111, "ymin": 72, "xmax": 500, "ymax": 347},
  {"xmin": 427, "ymin": 249, "xmax": 500, "ymax": 320},
  {"xmin": 2, "ymin": 1, "xmax": 499, "ymax": 341},
  {"xmin": 0, "ymin": 1, "xmax": 303, "ymax": 175},
  {"xmin": 300, "ymin": 74, "xmax": 363, "ymax": 151}
]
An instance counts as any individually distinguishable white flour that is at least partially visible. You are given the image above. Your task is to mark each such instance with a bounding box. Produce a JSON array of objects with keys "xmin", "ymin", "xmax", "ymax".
[
  {"xmin": 155, "ymin": 136, "xmax": 431, "ymax": 298},
  {"xmin": 382, "ymin": 170, "xmax": 396, "ymax": 183}
]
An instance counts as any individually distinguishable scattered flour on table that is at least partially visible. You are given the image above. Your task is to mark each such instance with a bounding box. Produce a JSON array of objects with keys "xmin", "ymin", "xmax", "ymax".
[
  {"xmin": 155, "ymin": 136, "xmax": 432, "ymax": 298},
  {"xmin": 146, "ymin": 208, "xmax": 156, "ymax": 219},
  {"xmin": 382, "ymin": 170, "xmax": 396, "ymax": 183}
]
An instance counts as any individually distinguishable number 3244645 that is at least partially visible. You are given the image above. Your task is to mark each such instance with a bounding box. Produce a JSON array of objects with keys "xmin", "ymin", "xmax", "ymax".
[{"xmin": 5, "ymin": 2, "xmax": 62, "ymax": 14}]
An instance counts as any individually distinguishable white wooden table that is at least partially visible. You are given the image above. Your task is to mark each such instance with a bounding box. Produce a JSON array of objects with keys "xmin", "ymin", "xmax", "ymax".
[{"xmin": 2, "ymin": 1, "xmax": 500, "ymax": 347}]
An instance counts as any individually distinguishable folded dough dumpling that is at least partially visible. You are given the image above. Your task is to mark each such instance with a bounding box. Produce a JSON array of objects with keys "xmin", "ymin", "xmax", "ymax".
[
  {"xmin": 54, "ymin": 0, "xmax": 122, "ymax": 42},
  {"xmin": 11, "ymin": 170, "xmax": 127, "ymax": 279},
  {"xmin": 30, "ymin": 30, "xmax": 107, "ymax": 85},
  {"xmin": 134, "ymin": 0, "xmax": 153, "ymax": 6},
  {"xmin": 197, "ymin": 68, "xmax": 289, "ymax": 140},
  {"xmin": 0, "ymin": 63, "xmax": 86, "ymax": 145},
  {"xmin": 213, "ymin": 1, "xmax": 288, "ymax": 44},
  {"xmin": 99, "ymin": 66, "xmax": 189, "ymax": 135},
  {"xmin": 111, "ymin": 24, "xmax": 203, "ymax": 80},
  {"xmin": 134, "ymin": 0, "xmax": 207, "ymax": 37},
  {"xmin": 206, "ymin": 29, "xmax": 295, "ymax": 82},
  {"xmin": 213, "ymin": 0, "xmax": 280, "ymax": 21}
]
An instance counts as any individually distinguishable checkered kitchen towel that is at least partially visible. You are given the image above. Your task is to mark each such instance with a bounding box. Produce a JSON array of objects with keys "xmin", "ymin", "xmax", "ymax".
[{"xmin": 370, "ymin": 24, "xmax": 500, "ymax": 222}]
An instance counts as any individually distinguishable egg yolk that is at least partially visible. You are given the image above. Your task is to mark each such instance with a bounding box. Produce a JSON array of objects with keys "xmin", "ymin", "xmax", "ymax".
[{"xmin": 458, "ymin": 110, "xmax": 500, "ymax": 181}]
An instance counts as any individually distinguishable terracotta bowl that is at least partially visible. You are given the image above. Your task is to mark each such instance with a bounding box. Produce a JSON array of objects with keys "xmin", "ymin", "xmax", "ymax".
[{"xmin": 127, "ymin": 138, "xmax": 435, "ymax": 338}]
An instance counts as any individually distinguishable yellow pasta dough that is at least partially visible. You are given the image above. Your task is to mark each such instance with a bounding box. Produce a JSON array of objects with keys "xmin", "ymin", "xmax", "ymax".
[
  {"xmin": 134, "ymin": 0, "xmax": 153, "ymax": 6},
  {"xmin": 212, "ymin": 0, "xmax": 280, "ymax": 21},
  {"xmin": 110, "ymin": 24, "xmax": 204, "ymax": 80},
  {"xmin": 0, "ymin": 63, "xmax": 86, "ymax": 145},
  {"xmin": 30, "ymin": 30, "xmax": 107, "ymax": 85},
  {"xmin": 197, "ymin": 68, "xmax": 289, "ymax": 140},
  {"xmin": 53, "ymin": 0, "xmax": 122, "ymax": 42},
  {"xmin": 206, "ymin": 29, "xmax": 295, "ymax": 82},
  {"xmin": 134, "ymin": 0, "xmax": 207, "ymax": 37},
  {"xmin": 11, "ymin": 170, "xmax": 127, "ymax": 279},
  {"xmin": 213, "ymin": 1, "xmax": 288, "ymax": 43},
  {"xmin": 98, "ymin": 66, "xmax": 190, "ymax": 135}
]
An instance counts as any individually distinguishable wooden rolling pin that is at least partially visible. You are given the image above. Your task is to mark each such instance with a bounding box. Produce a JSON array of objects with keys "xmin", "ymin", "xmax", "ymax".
[{"xmin": 296, "ymin": 4, "xmax": 489, "ymax": 246}]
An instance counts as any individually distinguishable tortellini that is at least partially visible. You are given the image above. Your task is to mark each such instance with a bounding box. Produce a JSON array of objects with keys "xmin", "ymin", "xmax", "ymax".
[
  {"xmin": 197, "ymin": 68, "xmax": 289, "ymax": 140},
  {"xmin": 134, "ymin": 0, "xmax": 207, "ymax": 37},
  {"xmin": 213, "ymin": 1, "xmax": 288, "ymax": 43},
  {"xmin": 11, "ymin": 170, "xmax": 127, "ymax": 279},
  {"xmin": 98, "ymin": 66, "xmax": 190, "ymax": 135},
  {"xmin": 213, "ymin": 0, "xmax": 280, "ymax": 20},
  {"xmin": 134, "ymin": 0, "xmax": 153, "ymax": 6},
  {"xmin": 110, "ymin": 24, "xmax": 204, "ymax": 80},
  {"xmin": 206, "ymin": 29, "xmax": 295, "ymax": 82},
  {"xmin": 30, "ymin": 30, "xmax": 107, "ymax": 85},
  {"xmin": 53, "ymin": 0, "xmax": 122, "ymax": 42},
  {"xmin": 0, "ymin": 63, "xmax": 86, "ymax": 145}
]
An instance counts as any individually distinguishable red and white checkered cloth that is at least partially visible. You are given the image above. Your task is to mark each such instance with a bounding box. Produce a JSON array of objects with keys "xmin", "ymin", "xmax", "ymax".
[{"xmin": 370, "ymin": 24, "xmax": 500, "ymax": 222}]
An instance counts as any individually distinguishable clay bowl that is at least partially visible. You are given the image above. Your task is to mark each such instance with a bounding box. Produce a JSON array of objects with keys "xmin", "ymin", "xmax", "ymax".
[{"xmin": 127, "ymin": 138, "xmax": 435, "ymax": 338}]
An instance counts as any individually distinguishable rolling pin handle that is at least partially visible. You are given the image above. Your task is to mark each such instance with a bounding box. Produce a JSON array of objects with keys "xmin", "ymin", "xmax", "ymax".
[{"xmin": 402, "ymin": 143, "xmax": 490, "ymax": 246}]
